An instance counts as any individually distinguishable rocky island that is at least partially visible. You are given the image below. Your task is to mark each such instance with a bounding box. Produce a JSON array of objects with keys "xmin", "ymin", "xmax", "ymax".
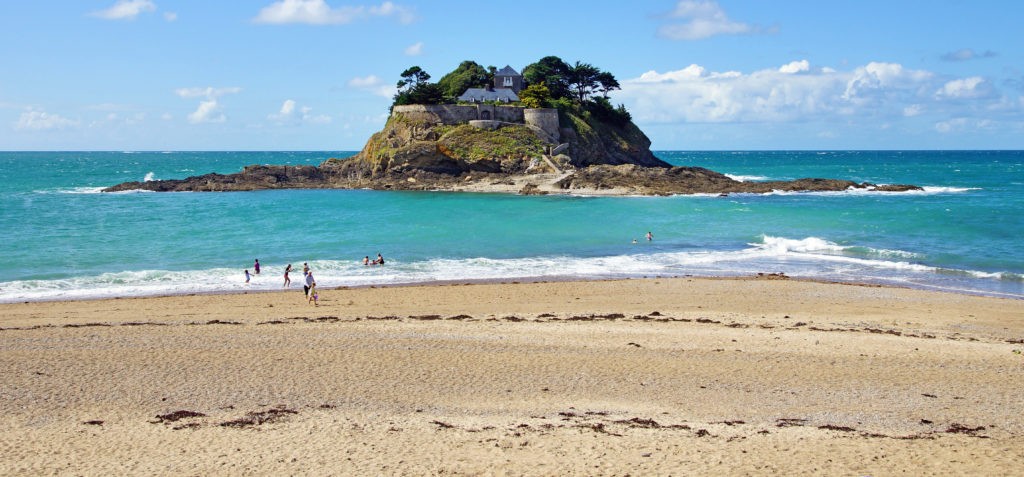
[{"xmin": 105, "ymin": 57, "xmax": 920, "ymax": 196}]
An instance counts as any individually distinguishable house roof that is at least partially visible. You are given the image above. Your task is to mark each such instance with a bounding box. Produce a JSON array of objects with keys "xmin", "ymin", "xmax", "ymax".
[
  {"xmin": 495, "ymin": 65, "xmax": 520, "ymax": 77},
  {"xmin": 458, "ymin": 88, "xmax": 520, "ymax": 103}
]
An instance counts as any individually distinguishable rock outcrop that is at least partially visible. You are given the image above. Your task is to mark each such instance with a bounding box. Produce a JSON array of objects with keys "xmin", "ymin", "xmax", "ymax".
[{"xmin": 103, "ymin": 105, "xmax": 922, "ymax": 196}]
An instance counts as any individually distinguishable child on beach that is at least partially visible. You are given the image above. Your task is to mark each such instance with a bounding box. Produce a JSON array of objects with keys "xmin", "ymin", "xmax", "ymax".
[
  {"xmin": 244, "ymin": 269, "xmax": 251, "ymax": 284},
  {"xmin": 283, "ymin": 264, "xmax": 292, "ymax": 288}
]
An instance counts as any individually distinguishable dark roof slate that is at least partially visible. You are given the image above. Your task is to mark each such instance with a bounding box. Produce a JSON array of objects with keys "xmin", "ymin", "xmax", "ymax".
[
  {"xmin": 457, "ymin": 88, "xmax": 520, "ymax": 102},
  {"xmin": 495, "ymin": 65, "xmax": 520, "ymax": 77}
]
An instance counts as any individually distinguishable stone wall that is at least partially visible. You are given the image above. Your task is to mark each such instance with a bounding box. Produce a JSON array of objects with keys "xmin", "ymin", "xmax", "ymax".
[
  {"xmin": 523, "ymin": 108, "xmax": 560, "ymax": 142},
  {"xmin": 391, "ymin": 104, "xmax": 479, "ymax": 125},
  {"xmin": 391, "ymin": 104, "xmax": 560, "ymax": 143},
  {"xmin": 391, "ymin": 104, "xmax": 527, "ymax": 125}
]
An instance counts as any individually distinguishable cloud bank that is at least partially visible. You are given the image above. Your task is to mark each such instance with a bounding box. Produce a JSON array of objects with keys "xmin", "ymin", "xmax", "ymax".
[
  {"xmin": 615, "ymin": 60, "xmax": 1018, "ymax": 134},
  {"xmin": 253, "ymin": 0, "xmax": 415, "ymax": 25},
  {"xmin": 15, "ymin": 109, "xmax": 79, "ymax": 131}
]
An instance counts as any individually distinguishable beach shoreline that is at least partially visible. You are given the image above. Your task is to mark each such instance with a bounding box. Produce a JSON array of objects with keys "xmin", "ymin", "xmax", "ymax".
[
  {"xmin": 5, "ymin": 270, "xmax": 1020, "ymax": 306},
  {"xmin": 2, "ymin": 276, "xmax": 1022, "ymax": 474}
]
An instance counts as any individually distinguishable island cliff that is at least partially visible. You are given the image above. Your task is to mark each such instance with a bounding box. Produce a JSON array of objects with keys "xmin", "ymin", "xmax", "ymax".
[
  {"xmin": 104, "ymin": 57, "xmax": 920, "ymax": 196},
  {"xmin": 103, "ymin": 107, "xmax": 919, "ymax": 196}
]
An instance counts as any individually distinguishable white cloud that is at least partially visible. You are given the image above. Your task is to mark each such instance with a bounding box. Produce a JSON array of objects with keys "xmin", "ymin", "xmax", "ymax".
[
  {"xmin": 615, "ymin": 59, "xmax": 1007, "ymax": 126},
  {"xmin": 175, "ymin": 87, "xmax": 241, "ymax": 124},
  {"xmin": 91, "ymin": 0, "xmax": 156, "ymax": 20},
  {"xmin": 253, "ymin": 0, "xmax": 415, "ymax": 25},
  {"xmin": 935, "ymin": 77, "xmax": 990, "ymax": 99},
  {"xmin": 268, "ymin": 99, "xmax": 332, "ymax": 124},
  {"xmin": 778, "ymin": 60, "xmax": 809, "ymax": 74},
  {"xmin": 347, "ymin": 75, "xmax": 396, "ymax": 98},
  {"xmin": 658, "ymin": 1, "xmax": 757, "ymax": 40},
  {"xmin": 163, "ymin": 11, "xmax": 177, "ymax": 22},
  {"xmin": 903, "ymin": 104, "xmax": 923, "ymax": 117},
  {"xmin": 279, "ymin": 99, "xmax": 297, "ymax": 116},
  {"xmin": 15, "ymin": 109, "xmax": 79, "ymax": 131},
  {"xmin": 175, "ymin": 87, "xmax": 242, "ymax": 99},
  {"xmin": 404, "ymin": 41, "xmax": 424, "ymax": 56},
  {"xmin": 300, "ymin": 106, "xmax": 332, "ymax": 124},
  {"xmin": 840, "ymin": 62, "xmax": 933, "ymax": 102},
  {"xmin": 941, "ymin": 48, "xmax": 997, "ymax": 62},
  {"xmin": 188, "ymin": 100, "xmax": 225, "ymax": 124}
]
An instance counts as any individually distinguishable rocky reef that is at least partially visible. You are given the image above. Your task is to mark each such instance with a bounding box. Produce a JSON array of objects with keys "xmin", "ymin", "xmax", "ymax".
[{"xmin": 104, "ymin": 106, "xmax": 920, "ymax": 196}]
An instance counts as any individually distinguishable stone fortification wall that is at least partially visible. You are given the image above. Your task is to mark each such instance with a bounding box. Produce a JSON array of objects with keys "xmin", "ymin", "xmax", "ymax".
[
  {"xmin": 391, "ymin": 104, "xmax": 560, "ymax": 142},
  {"xmin": 523, "ymin": 108, "xmax": 560, "ymax": 142},
  {"xmin": 391, "ymin": 104, "xmax": 527, "ymax": 125},
  {"xmin": 391, "ymin": 105, "xmax": 479, "ymax": 125}
]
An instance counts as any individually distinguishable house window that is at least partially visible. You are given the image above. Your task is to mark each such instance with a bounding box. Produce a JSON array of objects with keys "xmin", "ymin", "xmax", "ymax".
[{"xmin": 503, "ymin": 76, "xmax": 513, "ymax": 87}]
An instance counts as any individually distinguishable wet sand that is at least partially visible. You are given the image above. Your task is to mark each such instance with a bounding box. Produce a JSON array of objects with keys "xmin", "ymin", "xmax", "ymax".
[{"xmin": 1, "ymin": 277, "xmax": 1022, "ymax": 475}]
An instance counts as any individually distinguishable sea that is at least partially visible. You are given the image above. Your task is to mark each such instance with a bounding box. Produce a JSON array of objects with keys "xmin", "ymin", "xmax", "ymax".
[{"xmin": 0, "ymin": 150, "xmax": 1021, "ymax": 303}]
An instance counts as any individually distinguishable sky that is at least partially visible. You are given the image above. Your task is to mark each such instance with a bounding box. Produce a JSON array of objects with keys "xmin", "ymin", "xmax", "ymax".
[{"xmin": 1, "ymin": 0, "xmax": 1022, "ymax": 151}]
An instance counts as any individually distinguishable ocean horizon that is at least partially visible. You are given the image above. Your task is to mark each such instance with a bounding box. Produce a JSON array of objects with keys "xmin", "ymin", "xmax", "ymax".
[{"xmin": 1, "ymin": 150, "xmax": 1021, "ymax": 302}]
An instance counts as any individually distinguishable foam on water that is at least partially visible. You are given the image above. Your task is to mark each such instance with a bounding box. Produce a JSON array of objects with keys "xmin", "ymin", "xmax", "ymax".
[
  {"xmin": 724, "ymin": 174, "xmax": 771, "ymax": 182},
  {"xmin": 1, "ymin": 236, "xmax": 1018, "ymax": 303}
]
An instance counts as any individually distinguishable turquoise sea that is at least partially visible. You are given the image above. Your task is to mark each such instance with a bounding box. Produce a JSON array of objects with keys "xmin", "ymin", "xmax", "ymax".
[{"xmin": 0, "ymin": 150, "xmax": 1021, "ymax": 302}]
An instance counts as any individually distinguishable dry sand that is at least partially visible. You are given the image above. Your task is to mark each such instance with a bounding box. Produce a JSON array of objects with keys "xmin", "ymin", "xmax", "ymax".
[{"xmin": 1, "ymin": 277, "xmax": 1022, "ymax": 475}]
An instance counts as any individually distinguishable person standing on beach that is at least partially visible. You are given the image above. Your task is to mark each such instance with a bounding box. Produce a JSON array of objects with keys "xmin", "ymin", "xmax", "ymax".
[
  {"xmin": 254, "ymin": 259, "xmax": 261, "ymax": 274},
  {"xmin": 244, "ymin": 269, "xmax": 251, "ymax": 284},
  {"xmin": 283, "ymin": 264, "xmax": 292, "ymax": 288},
  {"xmin": 305, "ymin": 271, "xmax": 317, "ymax": 306}
]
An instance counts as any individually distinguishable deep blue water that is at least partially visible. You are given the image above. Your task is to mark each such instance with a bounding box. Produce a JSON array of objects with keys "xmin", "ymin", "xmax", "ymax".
[{"xmin": 0, "ymin": 150, "xmax": 1020, "ymax": 302}]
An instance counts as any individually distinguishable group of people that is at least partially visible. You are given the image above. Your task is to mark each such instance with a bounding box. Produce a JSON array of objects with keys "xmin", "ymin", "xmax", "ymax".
[
  {"xmin": 632, "ymin": 231, "xmax": 654, "ymax": 244},
  {"xmin": 363, "ymin": 253, "xmax": 385, "ymax": 266},
  {"xmin": 244, "ymin": 254, "xmax": 388, "ymax": 306}
]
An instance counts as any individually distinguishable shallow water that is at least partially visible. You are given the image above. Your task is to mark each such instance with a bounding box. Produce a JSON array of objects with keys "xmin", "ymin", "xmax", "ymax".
[{"xmin": 0, "ymin": 150, "xmax": 1020, "ymax": 302}]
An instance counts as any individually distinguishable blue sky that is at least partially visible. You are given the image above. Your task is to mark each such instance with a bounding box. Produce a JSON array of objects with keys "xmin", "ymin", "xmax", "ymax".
[{"xmin": 1, "ymin": 0, "xmax": 1021, "ymax": 150}]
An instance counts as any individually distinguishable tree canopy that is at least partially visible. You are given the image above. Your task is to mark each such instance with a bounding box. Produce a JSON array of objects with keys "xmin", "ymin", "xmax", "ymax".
[
  {"xmin": 390, "ymin": 57, "xmax": 630, "ymax": 127},
  {"xmin": 436, "ymin": 61, "xmax": 491, "ymax": 101},
  {"xmin": 393, "ymin": 66, "xmax": 444, "ymax": 106},
  {"xmin": 522, "ymin": 57, "xmax": 621, "ymax": 103}
]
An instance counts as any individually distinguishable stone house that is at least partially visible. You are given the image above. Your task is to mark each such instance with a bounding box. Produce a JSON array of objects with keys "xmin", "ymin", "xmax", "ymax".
[
  {"xmin": 492, "ymin": 65, "xmax": 523, "ymax": 93},
  {"xmin": 457, "ymin": 65, "xmax": 524, "ymax": 103}
]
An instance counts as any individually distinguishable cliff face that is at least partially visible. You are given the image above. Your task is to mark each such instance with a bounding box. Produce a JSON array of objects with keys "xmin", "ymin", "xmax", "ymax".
[
  {"xmin": 559, "ymin": 109, "xmax": 666, "ymax": 168},
  {"xmin": 341, "ymin": 105, "xmax": 669, "ymax": 176},
  {"xmin": 351, "ymin": 112, "xmax": 551, "ymax": 176}
]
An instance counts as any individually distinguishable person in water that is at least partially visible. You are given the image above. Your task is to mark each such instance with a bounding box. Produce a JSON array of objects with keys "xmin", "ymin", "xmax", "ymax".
[
  {"xmin": 646, "ymin": 231, "xmax": 653, "ymax": 241},
  {"xmin": 244, "ymin": 269, "xmax": 251, "ymax": 283},
  {"xmin": 373, "ymin": 253, "xmax": 385, "ymax": 265},
  {"xmin": 363, "ymin": 256, "xmax": 370, "ymax": 266},
  {"xmin": 283, "ymin": 264, "xmax": 292, "ymax": 288},
  {"xmin": 254, "ymin": 259, "xmax": 260, "ymax": 274}
]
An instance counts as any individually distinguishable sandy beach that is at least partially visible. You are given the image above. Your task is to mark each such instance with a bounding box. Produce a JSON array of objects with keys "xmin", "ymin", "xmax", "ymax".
[{"xmin": 2, "ymin": 277, "xmax": 1022, "ymax": 475}]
